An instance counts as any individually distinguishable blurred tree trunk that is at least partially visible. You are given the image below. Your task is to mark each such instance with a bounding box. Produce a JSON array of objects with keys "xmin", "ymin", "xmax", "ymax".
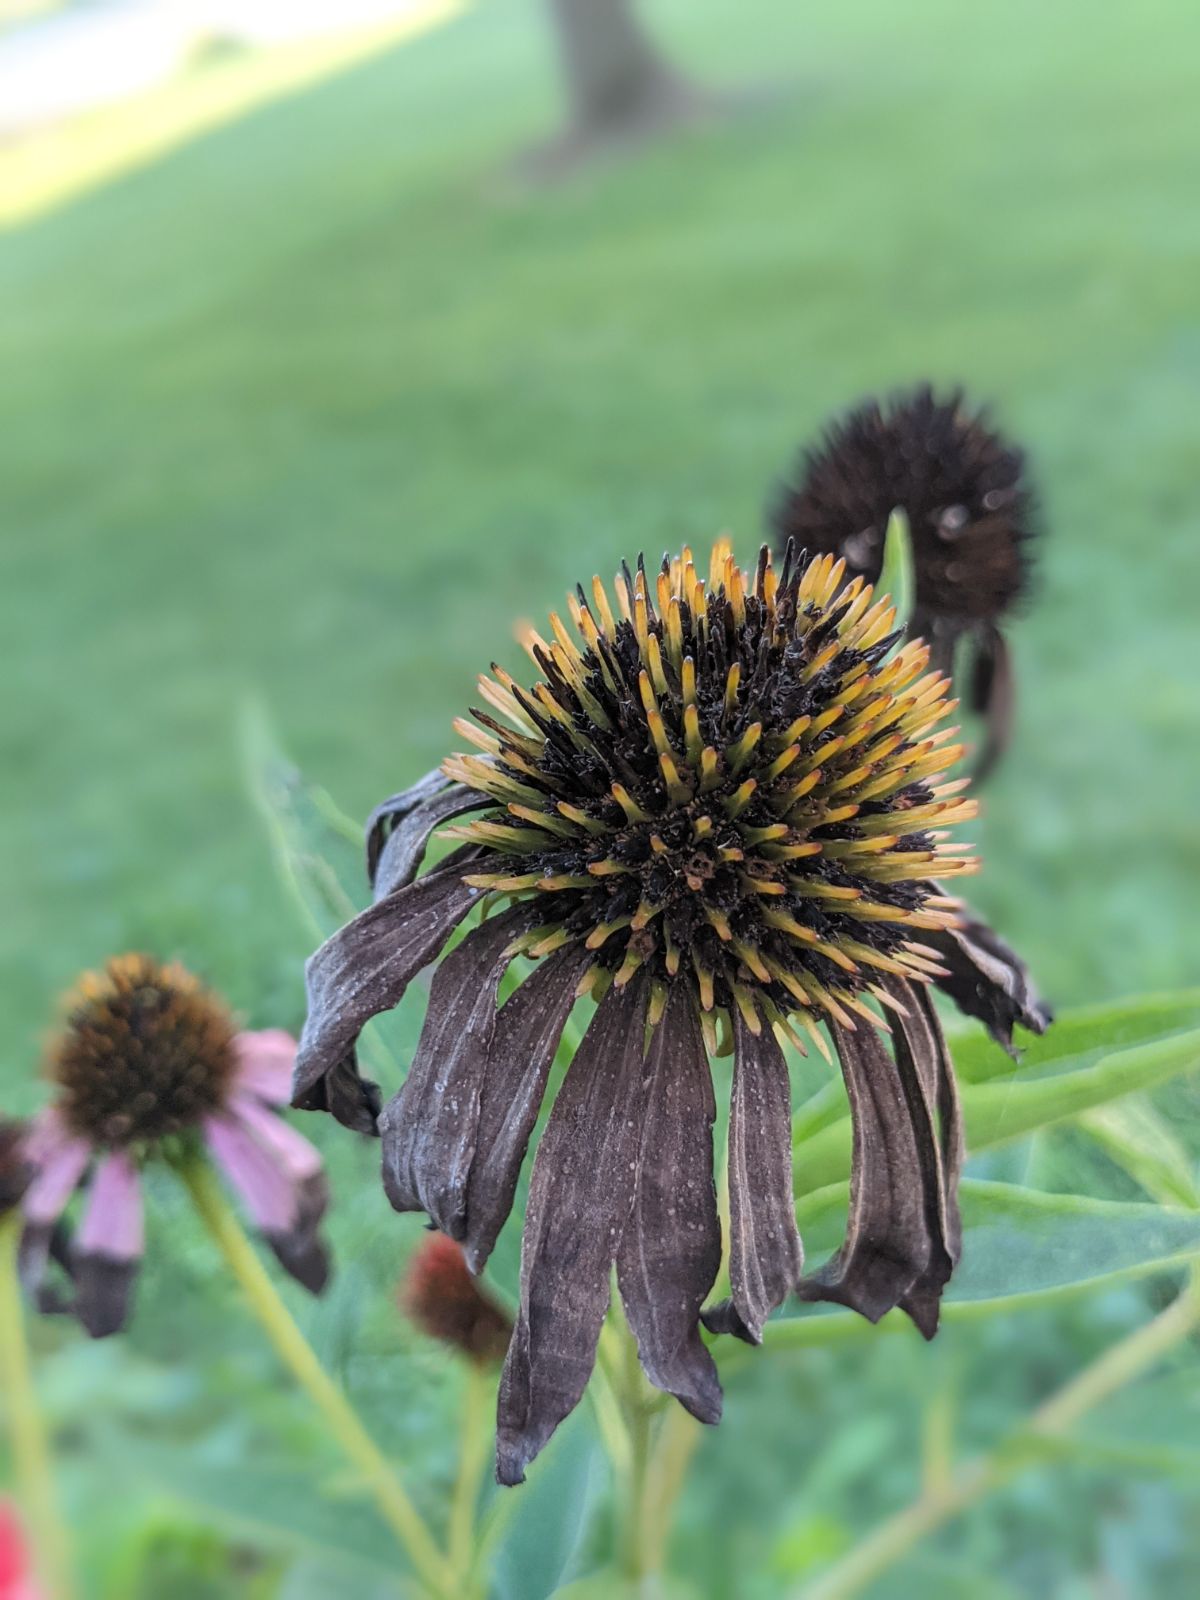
[{"xmin": 530, "ymin": 0, "xmax": 704, "ymax": 172}]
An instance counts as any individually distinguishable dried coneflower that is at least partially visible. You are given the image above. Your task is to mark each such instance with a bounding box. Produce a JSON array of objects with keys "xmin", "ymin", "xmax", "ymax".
[
  {"xmin": 19, "ymin": 955, "xmax": 331, "ymax": 1336},
  {"xmin": 401, "ymin": 1231, "xmax": 512, "ymax": 1365},
  {"xmin": 294, "ymin": 539, "xmax": 1049, "ymax": 1483},
  {"xmin": 769, "ymin": 384, "xmax": 1038, "ymax": 780}
]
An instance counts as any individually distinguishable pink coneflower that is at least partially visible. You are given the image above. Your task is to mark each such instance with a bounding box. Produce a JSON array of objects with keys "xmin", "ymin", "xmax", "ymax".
[{"xmin": 20, "ymin": 954, "xmax": 330, "ymax": 1337}]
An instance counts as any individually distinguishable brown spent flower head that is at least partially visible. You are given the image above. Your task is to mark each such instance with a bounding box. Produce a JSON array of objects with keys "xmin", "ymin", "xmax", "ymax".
[
  {"xmin": 50, "ymin": 954, "xmax": 238, "ymax": 1149},
  {"xmin": 294, "ymin": 538, "xmax": 1050, "ymax": 1486},
  {"xmin": 769, "ymin": 385, "xmax": 1038, "ymax": 782},
  {"xmin": 445, "ymin": 537, "xmax": 976, "ymax": 1043},
  {"xmin": 0, "ymin": 1118, "xmax": 31, "ymax": 1216},
  {"xmin": 401, "ymin": 1232, "xmax": 513, "ymax": 1365}
]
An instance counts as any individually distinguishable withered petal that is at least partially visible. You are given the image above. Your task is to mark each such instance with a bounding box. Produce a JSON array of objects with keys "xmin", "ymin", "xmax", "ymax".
[
  {"xmin": 292, "ymin": 852, "xmax": 488, "ymax": 1131},
  {"xmin": 266, "ymin": 1171, "xmax": 332, "ymax": 1296},
  {"xmin": 928, "ymin": 899, "xmax": 1052, "ymax": 1055},
  {"xmin": 380, "ymin": 902, "xmax": 539, "ymax": 1238},
  {"xmin": 367, "ymin": 771, "xmax": 492, "ymax": 902},
  {"xmin": 462, "ymin": 941, "xmax": 591, "ymax": 1275},
  {"xmin": 617, "ymin": 983, "xmax": 722, "ymax": 1422},
  {"xmin": 702, "ymin": 1011, "xmax": 804, "ymax": 1346},
  {"xmin": 798, "ymin": 1014, "xmax": 941, "ymax": 1328},
  {"xmin": 967, "ymin": 622, "xmax": 1015, "ymax": 786},
  {"xmin": 496, "ymin": 975, "xmax": 650, "ymax": 1486},
  {"xmin": 888, "ymin": 980, "xmax": 963, "ymax": 1337},
  {"xmin": 73, "ymin": 1253, "xmax": 139, "ymax": 1339}
]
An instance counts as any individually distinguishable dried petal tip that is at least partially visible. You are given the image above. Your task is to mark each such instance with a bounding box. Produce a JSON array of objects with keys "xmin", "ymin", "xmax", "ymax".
[
  {"xmin": 400, "ymin": 1232, "xmax": 513, "ymax": 1365},
  {"xmin": 0, "ymin": 1119, "xmax": 31, "ymax": 1216}
]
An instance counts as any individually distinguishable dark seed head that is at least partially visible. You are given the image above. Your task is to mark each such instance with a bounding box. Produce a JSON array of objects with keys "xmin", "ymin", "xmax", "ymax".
[
  {"xmin": 770, "ymin": 384, "xmax": 1037, "ymax": 624},
  {"xmin": 446, "ymin": 541, "xmax": 977, "ymax": 1048},
  {"xmin": 49, "ymin": 954, "xmax": 237, "ymax": 1150},
  {"xmin": 400, "ymin": 1232, "xmax": 513, "ymax": 1365},
  {"xmin": 0, "ymin": 1117, "xmax": 31, "ymax": 1215}
]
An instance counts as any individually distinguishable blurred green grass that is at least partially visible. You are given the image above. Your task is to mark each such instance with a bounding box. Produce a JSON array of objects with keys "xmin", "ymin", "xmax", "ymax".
[
  {"xmin": 1, "ymin": 3, "xmax": 1199, "ymax": 1591},
  {"xmin": 2, "ymin": 0, "xmax": 1198, "ymax": 1093}
]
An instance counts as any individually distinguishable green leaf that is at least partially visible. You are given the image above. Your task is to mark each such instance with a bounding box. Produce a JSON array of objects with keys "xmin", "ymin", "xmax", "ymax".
[
  {"xmin": 876, "ymin": 507, "xmax": 915, "ymax": 634},
  {"xmin": 240, "ymin": 699, "xmax": 367, "ymax": 946},
  {"xmin": 794, "ymin": 1013, "xmax": 1200, "ymax": 1195},
  {"xmin": 755, "ymin": 1179, "xmax": 1200, "ymax": 1354},
  {"xmin": 486, "ymin": 1412, "xmax": 601, "ymax": 1600},
  {"xmin": 117, "ymin": 1438, "xmax": 406, "ymax": 1584},
  {"xmin": 948, "ymin": 989, "xmax": 1200, "ymax": 1085},
  {"xmin": 1078, "ymin": 1097, "xmax": 1200, "ymax": 1208}
]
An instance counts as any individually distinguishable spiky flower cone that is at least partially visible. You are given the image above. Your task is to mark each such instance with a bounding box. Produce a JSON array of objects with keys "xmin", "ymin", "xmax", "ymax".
[
  {"xmin": 445, "ymin": 538, "xmax": 975, "ymax": 1045},
  {"xmin": 294, "ymin": 538, "xmax": 1050, "ymax": 1485}
]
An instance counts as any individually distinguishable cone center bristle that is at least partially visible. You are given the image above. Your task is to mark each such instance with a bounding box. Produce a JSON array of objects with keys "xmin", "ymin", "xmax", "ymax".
[{"xmin": 51, "ymin": 955, "xmax": 237, "ymax": 1149}]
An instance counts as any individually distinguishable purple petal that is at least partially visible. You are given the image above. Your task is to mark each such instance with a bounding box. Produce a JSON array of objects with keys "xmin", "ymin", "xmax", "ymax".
[
  {"xmin": 496, "ymin": 975, "xmax": 650, "ymax": 1486},
  {"xmin": 702, "ymin": 1012, "xmax": 804, "ymax": 1345},
  {"xmin": 367, "ymin": 772, "xmax": 492, "ymax": 901},
  {"xmin": 229, "ymin": 1095, "xmax": 324, "ymax": 1183},
  {"xmin": 74, "ymin": 1154, "xmax": 144, "ymax": 1339},
  {"xmin": 205, "ymin": 1115, "xmax": 297, "ymax": 1233},
  {"xmin": 293, "ymin": 850, "xmax": 490, "ymax": 1132},
  {"xmin": 462, "ymin": 941, "xmax": 591, "ymax": 1275},
  {"xmin": 380, "ymin": 902, "xmax": 538, "ymax": 1238},
  {"xmin": 617, "ymin": 984, "xmax": 722, "ymax": 1423},
  {"xmin": 233, "ymin": 1029, "xmax": 297, "ymax": 1105},
  {"xmin": 22, "ymin": 1126, "xmax": 91, "ymax": 1228}
]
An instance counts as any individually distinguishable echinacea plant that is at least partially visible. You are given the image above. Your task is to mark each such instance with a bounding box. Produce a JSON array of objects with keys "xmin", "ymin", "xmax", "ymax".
[
  {"xmin": 770, "ymin": 384, "xmax": 1039, "ymax": 780},
  {"xmin": 18, "ymin": 954, "xmax": 330, "ymax": 1336},
  {"xmin": 294, "ymin": 538, "xmax": 1048, "ymax": 1484}
]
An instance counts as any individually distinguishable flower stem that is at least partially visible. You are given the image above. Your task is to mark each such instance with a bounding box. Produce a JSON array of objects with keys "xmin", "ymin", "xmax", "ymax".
[
  {"xmin": 0, "ymin": 1211, "xmax": 74, "ymax": 1600},
  {"xmin": 643, "ymin": 1402, "xmax": 701, "ymax": 1573},
  {"xmin": 176, "ymin": 1153, "xmax": 453, "ymax": 1599},
  {"xmin": 615, "ymin": 1315, "xmax": 658, "ymax": 1590},
  {"xmin": 448, "ymin": 1359, "xmax": 491, "ymax": 1590},
  {"xmin": 799, "ymin": 1277, "xmax": 1200, "ymax": 1600}
]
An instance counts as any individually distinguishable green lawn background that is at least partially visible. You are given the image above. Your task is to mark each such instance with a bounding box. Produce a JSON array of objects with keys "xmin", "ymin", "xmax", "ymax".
[{"xmin": 1, "ymin": 1, "xmax": 1199, "ymax": 1590}]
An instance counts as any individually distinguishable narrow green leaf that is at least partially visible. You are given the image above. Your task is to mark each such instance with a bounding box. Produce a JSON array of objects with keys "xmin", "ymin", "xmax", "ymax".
[
  {"xmin": 948, "ymin": 989, "xmax": 1200, "ymax": 1085},
  {"xmin": 794, "ymin": 1024, "xmax": 1200, "ymax": 1194},
  {"xmin": 876, "ymin": 507, "xmax": 914, "ymax": 635},
  {"xmin": 1078, "ymin": 1098, "xmax": 1200, "ymax": 1209},
  {"xmin": 753, "ymin": 1180, "xmax": 1200, "ymax": 1356}
]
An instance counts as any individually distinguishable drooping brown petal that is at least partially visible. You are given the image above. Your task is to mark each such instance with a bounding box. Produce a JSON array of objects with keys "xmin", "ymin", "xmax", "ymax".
[
  {"xmin": 496, "ymin": 976, "xmax": 650, "ymax": 1486},
  {"xmin": 380, "ymin": 902, "xmax": 538, "ymax": 1238},
  {"xmin": 702, "ymin": 1011, "xmax": 804, "ymax": 1345},
  {"xmin": 73, "ymin": 1154, "xmax": 144, "ymax": 1339},
  {"xmin": 967, "ymin": 622, "xmax": 1014, "ymax": 786},
  {"xmin": 266, "ymin": 1172, "xmax": 332, "ymax": 1296},
  {"xmin": 366, "ymin": 771, "xmax": 492, "ymax": 902},
  {"xmin": 617, "ymin": 984, "xmax": 722, "ymax": 1422},
  {"xmin": 292, "ymin": 856, "xmax": 488, "ymax": 1131},
  {"xmin": 888, "ymin": 980, "xmax": 964, "ymax": 1336},
  {"xmin": 462, "ymin": 941, "xmax": 591, "ymax": 1275},
  {"xmin": 927, "ymin": 899, "xmax": 1052, "ymax": 1054},
  {"xmin": 797, "ymin": 1013, "xmax": 945, "ymax": 1329}
]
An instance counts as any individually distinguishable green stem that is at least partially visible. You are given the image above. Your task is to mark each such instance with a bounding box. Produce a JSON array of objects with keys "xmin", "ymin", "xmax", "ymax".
[
  {"xmin": 799, "ymin": 1278, "xmax": 1200, "ymax": 1600},
  {"xmin": 176, "ymin": 1153, "xmax": 453, "ymax": 1599},
  {"xmin": 0, "ymin": 1211, "xmax": 74, "ymax": 1600},
  {"xmin": 448, "ymin": 1360, "xmax": 490, "ymax": 1590},
  {"xmin": 643, "ymin": 1402, "xmax": 701, "ymax": 1573},
  {"xmin": 617, "ymin": 1317, "xmax": 656, "ymax": 1589}
]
